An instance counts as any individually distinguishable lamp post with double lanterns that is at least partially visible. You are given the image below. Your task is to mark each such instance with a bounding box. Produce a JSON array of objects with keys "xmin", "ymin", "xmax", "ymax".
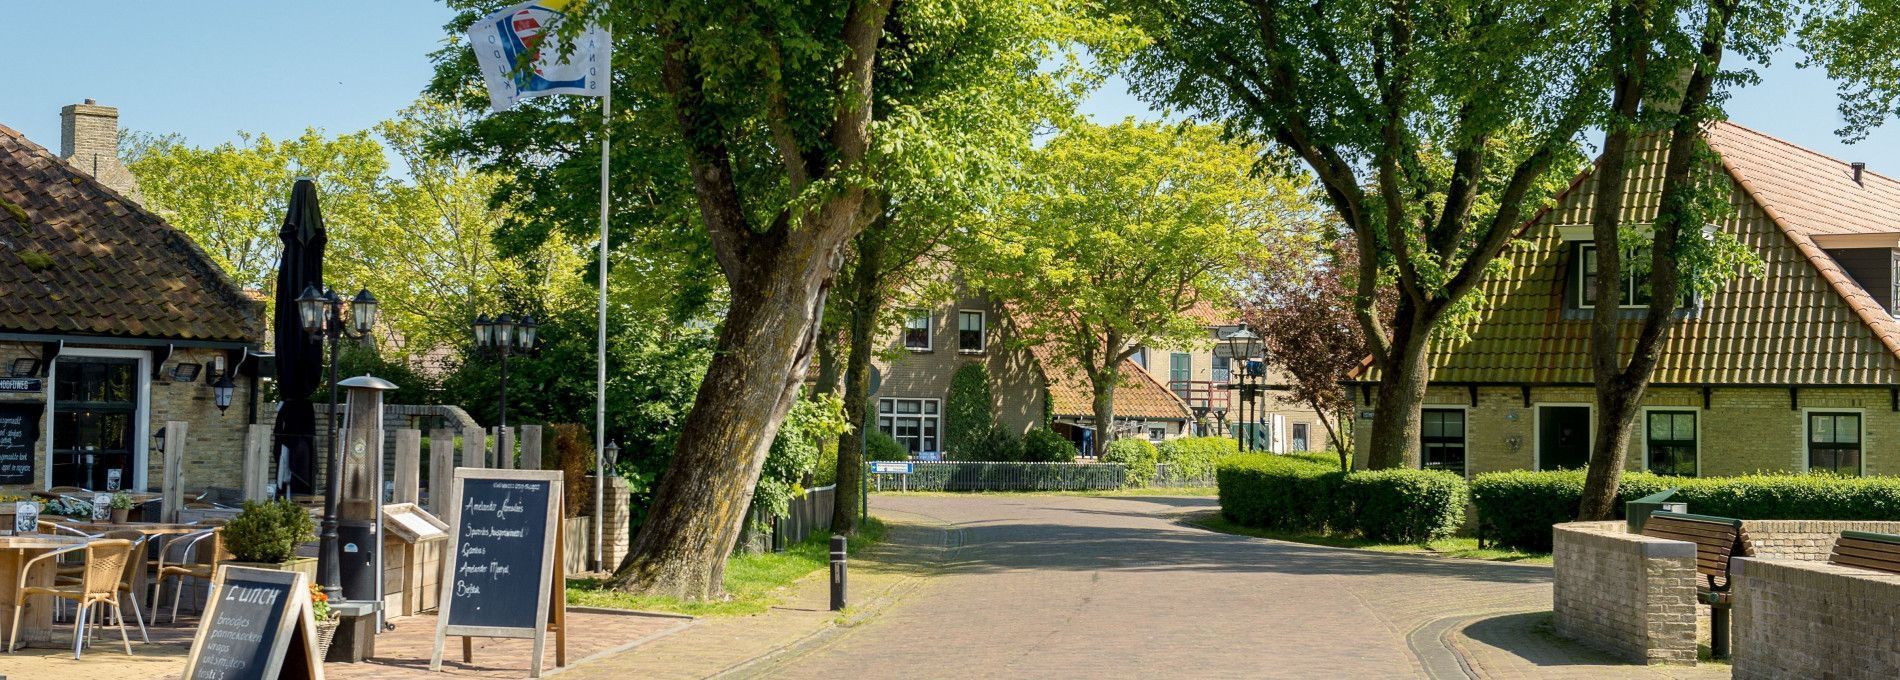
[
  {"xmin": 1218, "ymin": 325, "xmax": 1266, "ymax": 452},
  {"xmin": 296, "ymin": 285, "xmax": 379, "ymax": 602},
  {"xmin": 471, "ymin": 313, "xmax": 538, "ymax": 432}
]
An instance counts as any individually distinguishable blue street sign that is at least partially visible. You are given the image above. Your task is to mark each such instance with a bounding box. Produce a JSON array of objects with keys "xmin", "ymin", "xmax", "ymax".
[{"xmin": 870, "ymin": 462, "xmax": 913, "ymax": 474}]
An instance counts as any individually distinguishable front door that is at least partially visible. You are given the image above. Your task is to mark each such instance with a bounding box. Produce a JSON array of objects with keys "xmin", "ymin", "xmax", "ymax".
[
  {"xmin": 52, "ymin": 357, "xmax": 141, "ymax": 490},
  {"xmin": 1538, "ymin": 406, "xmax": 1591, "ymax": 471}
]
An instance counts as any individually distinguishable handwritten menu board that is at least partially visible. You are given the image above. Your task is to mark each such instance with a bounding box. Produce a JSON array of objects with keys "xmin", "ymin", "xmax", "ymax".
[
  {"xmin": 432, "ymin": 468, "xmax": 565, "ymax": 677},
  {"xmin": 183, "ymin": 565, "xmax": 322, "ymax": 680},
  {"xmin": 0, "ymin": 403, "xmax": 42, "ymax": 485}
]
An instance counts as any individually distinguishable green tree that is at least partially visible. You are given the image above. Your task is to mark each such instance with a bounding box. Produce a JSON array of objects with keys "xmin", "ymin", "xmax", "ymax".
[
  {"xmin": 967, "ymin": 121, "xmax": 1309, "ymax": 448},
  {"xmin": 1112, "ymin": 0, "xmax": 1611, "ymax": 468},
  {"xmin": 943, "ymin": 363, "xmax": 996, "ymax": 460}
]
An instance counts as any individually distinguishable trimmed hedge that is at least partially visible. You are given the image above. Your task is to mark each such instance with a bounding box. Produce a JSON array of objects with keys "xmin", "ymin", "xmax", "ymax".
[
  {"xmin": 1217, "ymin": 454, "xmax": 1466, "ymax": 544},
  {"xmin": 1155, "ymin": 436, "xmax": 1237, "ymax": 480},
  {"xmin": 1021, "ymin": 428, "xmax": 1078, "ymax": 462},
  {"xmin": 1103, "ymin": 438, "xmax": 1159, "ymax": 487},
  {"xmin": 1471, "ymin": 470, "xmax": 1900, "ymax": 552}
]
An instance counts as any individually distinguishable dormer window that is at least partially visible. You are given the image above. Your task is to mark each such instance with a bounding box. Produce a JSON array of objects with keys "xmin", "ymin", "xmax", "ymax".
[{"xmin": 1573, "ymin": 243, "xmax": 1654, "ymax": 309}]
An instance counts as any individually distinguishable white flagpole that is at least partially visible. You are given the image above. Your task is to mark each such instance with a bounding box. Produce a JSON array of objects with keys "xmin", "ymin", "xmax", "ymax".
[{"xmin": 594, "ymin": 10, "xmax": 611, "ymax": 575}]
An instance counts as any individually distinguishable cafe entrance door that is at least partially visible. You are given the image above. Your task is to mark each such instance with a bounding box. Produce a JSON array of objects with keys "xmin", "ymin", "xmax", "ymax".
[{"xmin": 50, "ymin": 350, "xmax": 148, "ymax": 491}]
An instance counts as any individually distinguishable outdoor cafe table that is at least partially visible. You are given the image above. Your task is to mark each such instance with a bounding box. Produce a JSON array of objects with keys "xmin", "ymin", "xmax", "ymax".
[
  {"xmin": 0, "ymin": 533, "xmax": 89, "ymax": 649},
  {"xmin": 46, "ymin": 519, "xmax": 212, "ymax": 612}
]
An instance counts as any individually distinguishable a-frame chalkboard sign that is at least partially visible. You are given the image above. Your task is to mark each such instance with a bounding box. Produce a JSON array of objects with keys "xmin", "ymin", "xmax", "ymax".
[
  {"xmin": 430, "ymin": 468, "xmax": 567, "ymax": 677},
  {"xmin": 182, "ymin": 565, "xmax": 324, "ymax": 680}
]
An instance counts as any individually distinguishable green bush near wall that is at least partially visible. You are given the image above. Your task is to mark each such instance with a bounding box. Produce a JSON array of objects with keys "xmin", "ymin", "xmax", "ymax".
[
  {"xmin": 1216, "ymin": 454, "xmax": 1466, "ymax": 544},
  {"xmin": 1471, "ymin": 470, "xmax": 1900, "ymax": 552},
  {"xmin": 1155, "ymin": 436, "xmax": 1237, "ymax": 480},
  {"xmin": 1021, "ymin": 428, "xmax": 1078, "ymax": 462},
  {"xmin": 1103, "ymin": 439, "xmax": 1160, "ymax": 487}
]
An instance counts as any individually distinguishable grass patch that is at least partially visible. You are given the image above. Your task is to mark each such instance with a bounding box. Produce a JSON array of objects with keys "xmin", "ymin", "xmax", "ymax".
[
  {"xmin": 567, "ymin": 517, "xmax": 887, "ymax": 617},
  {"xmin": 871, "ymin": 486, "xmax": 1219, "ymax": 498},
  {"xmin": 1193, "ymin": 513, "xmax": 1551, "ymax": 565}
]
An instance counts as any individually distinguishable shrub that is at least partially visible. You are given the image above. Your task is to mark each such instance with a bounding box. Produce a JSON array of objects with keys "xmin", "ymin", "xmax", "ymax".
[
  {"xmin": 970, "ymin": 426, "xmax": 1024, "ymax": 462},
  {"xmin": 1021, "ymin": 428, "xmax": 1077, "ymax": 462},
  {"xmin": 1103, "ymin": 438, "xmax": 1160, "ymax": 487},
  {"xmin": 223, "ymin": 499, "xmax": 316, "ymax": 563},
  {"xmin": 943, "ymin": 363, "xmax": 994, "ymax": 459},
  {"xmin": 1216, "ymin": 454, "xmax": 1466, "ymax": 544},
  {"xmin": 866, "ymin": 430, "xmax": 911, "ymax": 461},
  {"xmin": 1471, "ymin": 470, "xmax": 1900, "ymax": 552},
  {"xmin": 1155, "ymin": 436, "xmax": 1237, "ymax": 480}
]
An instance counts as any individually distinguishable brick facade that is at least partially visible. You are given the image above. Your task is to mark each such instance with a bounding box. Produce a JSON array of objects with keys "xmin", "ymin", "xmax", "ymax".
[
  {"xmin": 58, "ymin": 101, "xmax": 142, "ymax": 203},
  {"xmin": 872, "ymin": 292, "xmax": 1047, "ymax": 436},
  {"xmin": 1732, "ymin": 556, "xmax": 1900, "ymax": 679},
  {"xmin": 1552, "ymin": 521, "xmax": 1700, "ymax": 665}
]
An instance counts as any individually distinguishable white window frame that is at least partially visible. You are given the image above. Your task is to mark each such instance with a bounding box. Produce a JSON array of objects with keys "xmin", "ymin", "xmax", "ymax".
[
  {"xmin": 45, "ymin": 347, "xmax": 152, "ymax": 491},
  {"xmin": 956, "ymin": 309, "xmax": 986, "ymax": 353},
  {"xmin": 1419, "ymin": 404, "xmax": 1470, "ymax": 478},
  {"xmin": 903, "ymin": 310, "xmax": 932, "ymax": 351},
  {"xmin": 877, "ymin": 397, "xmax": 941, "ymax": 456},
  {"xmin": 1575, "ymin": 243, "xmax": 1653, "ymax": 310},
  {"xmin": 1638, "ymin": 406, "xmax": 1701, "ymax": 477},
  {"xmin": 1147, "ymin": 425, "xmax": 1166, "ymax": 441},
  {"xmin": 1532, "ymin": 402, "xmax": 1594, "ymax": 472},
  {"xmin": 1800, "ymin": 407, "xmax": 1865, "ymax": 476}
]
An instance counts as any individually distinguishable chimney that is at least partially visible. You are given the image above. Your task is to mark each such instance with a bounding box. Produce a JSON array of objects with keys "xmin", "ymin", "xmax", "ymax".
[
  {"xmin": 59, "ymin": 99, "xmax": 142, "ymax": 202},
  {"xmin": 1852, "ymin": 162, "xmax": 1866, "ymax": 185}
]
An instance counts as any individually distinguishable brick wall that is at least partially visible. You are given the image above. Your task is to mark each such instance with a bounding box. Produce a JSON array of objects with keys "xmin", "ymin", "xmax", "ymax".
[
  {"xmin": 582, "ymin": 473, "xmax": 632, "ymax": 571},
  {"xmin": 872, "ymin": 292, "xmax": 1047, "ymax": 438},
  {"xmin": 1740, "ymin": 520, "xmax": 1900, "ymax": 561},
  {"xmin": 1552, "ymin": 521, "xmax": 1700, "ymax": 665},
  {"xmin": 58, "ymin": 100, "xmax": 142, "ymax": 202},
  {"xmin": 1732, "ymin": 557, "xmax": 1900, "ymax": 679}
]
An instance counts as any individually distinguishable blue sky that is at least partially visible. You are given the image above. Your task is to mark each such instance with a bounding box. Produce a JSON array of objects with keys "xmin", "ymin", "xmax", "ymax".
[{"xmin": 7, "ymin": 2, "xmax": 1897, "ymax": 175}]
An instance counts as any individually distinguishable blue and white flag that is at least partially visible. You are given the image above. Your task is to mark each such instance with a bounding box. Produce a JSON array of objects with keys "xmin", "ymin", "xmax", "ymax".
[{"xmin": 466, "ymin": 0, "xmax": 609, "ymax": 112}]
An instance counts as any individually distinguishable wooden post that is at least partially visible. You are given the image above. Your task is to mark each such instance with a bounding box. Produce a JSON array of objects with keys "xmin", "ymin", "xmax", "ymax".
[
  {"xmin": 242, "ymin": 424, "xmax": 272, "ymax": 502},
  {"xmin": 461, "ymin": 428, "xmax": 487, "ymax": 469},
  {"xmin": 520, "ymin": 425, "xmax": 543, "ymax": 471},
  {"xmin": 393, "ymin": 428, "xmax": 422, "ymax": 504},
  {"xmin": 429, "ymin": 428, "xmax": 455, "ymax": 514},
  {"xmin": 161, "ymin": 420, "xmax": 187, "ymax": 523}
]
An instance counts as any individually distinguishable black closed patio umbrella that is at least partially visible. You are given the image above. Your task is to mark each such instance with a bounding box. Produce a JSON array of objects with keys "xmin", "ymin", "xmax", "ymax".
[{"xmin": 272, "ymin": 179, "xmax": 326, "ymax": 496}]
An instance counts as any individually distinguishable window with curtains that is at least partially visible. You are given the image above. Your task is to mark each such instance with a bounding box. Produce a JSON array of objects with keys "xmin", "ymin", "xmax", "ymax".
[
  {"xmin": 903, "ymin": 310, "xmax": 931, "ymax": 351},
  {"xmin": 1645, "ymin": 410, "xmax": 1697, "ymax": 476},
  {"xmin": 957, "ymin": 310, "xmax": 985, "ymax": 352},
  {"xmin": 1420, "ymin": 408, "xmax": 1466, "ymax": 476},
  {"xmin": 1808, "ymin": 412, "xmax": 1862, "ymax": 475}
]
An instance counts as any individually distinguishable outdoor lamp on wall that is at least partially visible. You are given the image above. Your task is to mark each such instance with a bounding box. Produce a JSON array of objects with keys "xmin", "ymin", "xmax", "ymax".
[
  {"xmin": 170, "ymin": 362, "xmax": 201, "ymax": 383},
  {"xmin": 603, "ymin": 440, "xmax": 621, "ymax": 470},
  {"xmin": 212, "ymin": 374, "xmax": 235, "ymax": 413},
  {"xmin": 10, "ymin": 358, "xmax": 39, "ymax": 378}
]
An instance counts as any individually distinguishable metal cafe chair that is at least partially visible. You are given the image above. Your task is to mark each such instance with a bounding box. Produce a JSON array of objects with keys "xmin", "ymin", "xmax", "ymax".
[{"xmin": 7, "ymin": 538, "xmax": 138, "ymax": 659}]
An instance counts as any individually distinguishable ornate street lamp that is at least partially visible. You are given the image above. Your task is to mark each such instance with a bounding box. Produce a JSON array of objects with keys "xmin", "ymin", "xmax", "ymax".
[
  {"xmin": 1218, "ymin": 326, "xmax": 1266, "ymax": 452},
  {"xmin": 471, "ymin": 312, "xmax": 538, "ymax": 430},
  {"xmin": 298, "ymin": 284, "xmax": 378, "ymax": 603}
]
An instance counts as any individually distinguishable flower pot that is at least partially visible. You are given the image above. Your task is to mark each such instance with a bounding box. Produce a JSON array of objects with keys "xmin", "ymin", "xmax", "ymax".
[
  {"xmin": 110, "ymin": 508, "xmax": 129, "ymax": 523},
  {"xmin": 225, "ymin": 556, "xmax": 319, "ymax": 583}
]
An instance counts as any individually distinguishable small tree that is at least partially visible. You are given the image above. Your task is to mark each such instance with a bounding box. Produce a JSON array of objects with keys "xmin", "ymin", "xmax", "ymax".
[
  {"xmin": 944, "ymin": 363, "xmax": 995, "ymax": 460},
  {"xmin": 1245, "ymin": 240, "xmax": 1389, "ymax": 471}
]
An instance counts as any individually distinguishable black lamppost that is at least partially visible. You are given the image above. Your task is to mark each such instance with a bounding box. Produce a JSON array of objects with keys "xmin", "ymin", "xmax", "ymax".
[
  {"xmin": 1219, "ymin": 326, "xmax": 1265, "ymax": 452},
  {"xmin": 297, "ymin": 285, "xmax": 379, "ymax": 603},
  {"xmin": 472, "ymin": 313, "xmax": 538, "ymax": 429}
]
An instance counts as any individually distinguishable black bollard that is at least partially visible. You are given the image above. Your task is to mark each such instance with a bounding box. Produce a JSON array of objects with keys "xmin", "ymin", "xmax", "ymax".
[{"xmin": 829, "ymin": 534, "xmax": 848, "ymax": 611}]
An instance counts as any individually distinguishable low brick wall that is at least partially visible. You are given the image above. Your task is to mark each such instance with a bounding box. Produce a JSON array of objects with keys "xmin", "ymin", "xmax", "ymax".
[
  {"xmin": 1553, "ymin": 521, "xmax": 1700, "ymax": 664},
  {"xmin": 1732, "ymin": 557, "xmax": 1900, "ymax": 679},
  {"xmin": 1740, "ymin": 520, "xmax": 1900, "ymax": 561}
]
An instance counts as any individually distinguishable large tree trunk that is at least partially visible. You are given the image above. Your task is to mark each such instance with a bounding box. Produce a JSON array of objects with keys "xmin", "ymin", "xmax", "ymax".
[
  {"xmin": 832, "ymin": 227, "xmax": 886, "ymax": 534},
  {"xmin": 1365, "ymin": 311, "xmax": 1431, "ymax": 469},
  {"xmin": 1091, "ymin": 374, "xmax": 1117, "ymax": 457},
  {"xmin": 610, "ymin": 234, "xmax": 845, "ymax": 599}
]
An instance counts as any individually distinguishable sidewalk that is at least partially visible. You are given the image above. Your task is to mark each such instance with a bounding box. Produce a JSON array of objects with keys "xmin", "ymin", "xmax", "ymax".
[{"xmin": 559, "ymin": 508, "xmax": 949, "ymax": 679}]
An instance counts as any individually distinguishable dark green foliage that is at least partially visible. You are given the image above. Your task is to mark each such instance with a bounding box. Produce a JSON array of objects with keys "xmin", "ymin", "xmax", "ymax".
[
  {"xmin": 866, "ymin": 430, "xmax": 911, "ymax": 461},
  {"xmin": 222, "ymin": 499, "xmax": 317, "ymax": 563},
  {"xmin": 895, "ymin": 462, "xmax": 1125, "ymax": 491},
  {"xmin": 314, "ymin": 342, "xmax": 438, "ymax": 406},
  {"xmin": 1103, "ymin": 438, "xmax": 1159, "ymax": 487},
  {"xmin": 1155, "ymin": 436, "xmax": 1237, "ymax": 480},
  {"xmin": 1021, "ymin": 428, "xmax": 1078, "ymax": 463},
  {"xmin": 1472, "ymin": 470, "xmax": 1900, "ymax": 552},
  {"xmin": 1217, "ymin": 454, "xmax": 1466, "ymax": 544},
  {"xmin": 943, "ymin": 363, "xmax": 995, "ymax": 460},
  {"xmin": 970, "ymin": 426, "xmax": 1023, "ymax": 462}
]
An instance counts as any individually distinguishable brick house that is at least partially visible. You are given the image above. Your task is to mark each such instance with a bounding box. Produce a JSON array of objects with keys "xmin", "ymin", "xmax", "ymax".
[
  {"xmin": 871, "ymin": 291, "xmax": 1193, "ymax": 458},
  {"xmin": 1351, "ymin": 121, "xmax": 1900, "ymax": 479},
  {"xmin": 1132, "ymin": 302, "xmax": 1328, "ymax": 453},
  {"xmin": 0, "ymin": 102, "xmax": 266, "ymax": 494}
]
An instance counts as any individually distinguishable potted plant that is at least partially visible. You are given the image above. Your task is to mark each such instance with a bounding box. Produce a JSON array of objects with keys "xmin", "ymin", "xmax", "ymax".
[
  {"xmin": 109, "ymin": 491, "xmax": 133, "ymax": 523},
  {"xmin": 310, "ymin": 583, "xmax": 339, "ymax": 661},
  {"xmin": 222, "ymin": 499, "xmax": 318, "ymax": 581}
]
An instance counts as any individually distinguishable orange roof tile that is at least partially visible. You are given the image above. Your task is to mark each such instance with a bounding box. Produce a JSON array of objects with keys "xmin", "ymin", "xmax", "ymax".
[{"xmin": 1029, "ymin": 344, "xmax": 1193, "ymax": 420}]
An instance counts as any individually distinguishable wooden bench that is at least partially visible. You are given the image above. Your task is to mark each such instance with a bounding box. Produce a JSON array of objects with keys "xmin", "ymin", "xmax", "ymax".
[
  {"xmin": 1641, "ymin": 511, "xmax": 1754, "ymax": 659},
  {"xmin": 1829, "ymin": 530, "xmax": 1900, "ymax": 575}
]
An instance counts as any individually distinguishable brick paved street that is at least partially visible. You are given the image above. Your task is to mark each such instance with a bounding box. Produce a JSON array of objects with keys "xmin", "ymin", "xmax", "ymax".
[{"xmin": 738, "ymin": 494, "xmax": 1730, "ymax": 679}]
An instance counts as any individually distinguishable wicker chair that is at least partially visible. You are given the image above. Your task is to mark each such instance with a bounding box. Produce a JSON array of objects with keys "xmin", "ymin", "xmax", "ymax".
[
  {"xmin": 7, "ymin": 538, "xmax": 138, "ymax": 659},
  {"xmin": 64, "ymin": 530, "xmax": 151, "ymax": 643},
  {"xmin": 152, "ymin": 528, "xmax": 225, "ymax": 623}
]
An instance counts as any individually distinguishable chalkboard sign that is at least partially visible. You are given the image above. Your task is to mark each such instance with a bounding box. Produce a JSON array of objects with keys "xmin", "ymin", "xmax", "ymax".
[
  {"xmin": 183, "ymin": 565, "xmax": 323, "ymax": 680},
  {"xmin": 0, "ymin": 402, "xmax": 43, "ymax": 485},
  {"xmin": 432, "ymin": 468, "xmax": 566, "ymax": 678}
]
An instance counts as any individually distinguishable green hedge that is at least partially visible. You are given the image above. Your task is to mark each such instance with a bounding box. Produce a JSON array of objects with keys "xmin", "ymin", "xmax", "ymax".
[
  {"xmin": 1216, "ymin": 454, "xmax": 1466, "ymax": 544},
  {"xmin": 1155, "ymin": 436, "xmax": 1237, "ymax": 480},
  {"xmin": 1021, "ymin": 428, "xmax": 1078, "ymax": 462},
  {"xmin": 1471, "ymin": 470, "xmax": 1900, "ymax": 552},
  {"xmin": 1103, "ymin": 438, "xmax": 1159, "ymax": 487}
]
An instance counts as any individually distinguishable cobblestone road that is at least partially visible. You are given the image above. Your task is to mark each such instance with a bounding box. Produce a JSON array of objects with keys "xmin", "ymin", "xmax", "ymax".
[{"xmin": 744, "ymin": 494, "xmax": 1727, "ymax": 680}]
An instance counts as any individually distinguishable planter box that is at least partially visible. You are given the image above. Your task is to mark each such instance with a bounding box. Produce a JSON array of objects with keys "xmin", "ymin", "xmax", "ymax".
[{"xmin": 225, "ymin": 556, "xmax": 319, "ymax": 583}]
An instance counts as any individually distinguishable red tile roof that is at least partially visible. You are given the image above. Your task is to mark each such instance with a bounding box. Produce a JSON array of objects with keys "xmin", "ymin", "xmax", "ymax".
[
  {"xmin": 0, "ymin": 123, "xmax": 263, "ymax": 342},
  {"xmin": 1030, "ymin": 344, "xmax": 1193, "ymax": 420}
]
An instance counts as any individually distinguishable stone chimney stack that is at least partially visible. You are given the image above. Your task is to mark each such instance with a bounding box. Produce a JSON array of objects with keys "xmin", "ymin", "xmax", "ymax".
[{"xmin": 59, "ymin": 99, "xmax": 142, "ymax": 202}]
